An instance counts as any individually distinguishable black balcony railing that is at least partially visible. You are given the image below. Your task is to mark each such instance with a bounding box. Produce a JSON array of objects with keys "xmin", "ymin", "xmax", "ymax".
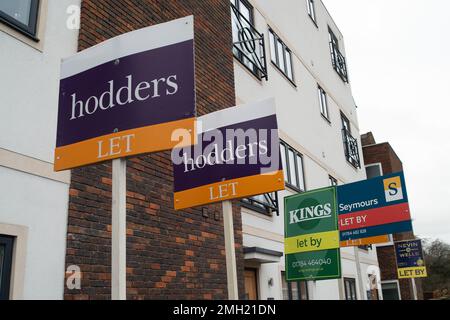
[
  {"xmin": 342, "ymin": 129, "xmax": 361, "ymax": 168},
  {"xmin": 231, "ymin": 3, "xmax": 268, "ymax": 80},
  {"xmin": 242, "ymin": 192, "xmax": 279, "ymax": 216},
  {"xmin": 330, "ymin": 42, "xmax": 348, "ymax": 83}
]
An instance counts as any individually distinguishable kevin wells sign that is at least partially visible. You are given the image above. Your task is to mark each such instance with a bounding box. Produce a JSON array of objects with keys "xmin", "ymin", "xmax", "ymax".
[
  {"xmin": 54, "ymin": 16, "xmax": 196, "ymax": 171},
  {"xmin": 172, "ymin": 98, "xmax": 285, "ymax": 210},
  {"xmin": 284, "ymin": 187, "xmax": 341, "ymax": 282},
  {"xmin": 338, "ymin": 172, "xmax": 413, "ymax": 241},
  {"xmin": 395, "ymin": 239, "xmax": 428, "ymax": 279}
]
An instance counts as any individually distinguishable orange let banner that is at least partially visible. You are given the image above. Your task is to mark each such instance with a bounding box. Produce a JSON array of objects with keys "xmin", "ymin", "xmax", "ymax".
[
  {"xmin": 55, "ymin": 118, "xmax": 196, "ymax": 171},
  {"xmin": 174, "ymin": 170, "xmax": 285, "ymax": 210},
  {"xmin": 340, "ymin": 235, "xmax": 390, "ymax": 247}
]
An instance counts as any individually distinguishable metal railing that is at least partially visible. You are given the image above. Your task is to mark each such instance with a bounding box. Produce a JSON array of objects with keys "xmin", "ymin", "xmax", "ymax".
[
  {"xmin": 330, "ymin": 42, "xmax": 349, "ymax": 83},
  {"xmin": 242, "ymin": 192, "xmax": 278, "ymax": 216},
  {"xmin": 342, "ymin": 129, "xmax": 361, "ymax": 168},
  {"xmin": 231, "ymin": 3, "xmax": 268, "ymax": 80}
]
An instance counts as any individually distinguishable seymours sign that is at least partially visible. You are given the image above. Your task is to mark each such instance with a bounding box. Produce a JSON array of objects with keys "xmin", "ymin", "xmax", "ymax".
[
  {"xmin": 172, "ymin": 98, "xmax": 285, "ymax": 210},
  {"xmin": 54, "ymin": 16, "xmax": 196, "ymax": 171},
  {"xmin": 284, "ymin": 187, "xmax": 341, "ymax": 281},
  {"xmin": 395, "ymin": 239, "xmax": 428, "ymax": 279},
  {"xmin": 337, "ymin": 172, "xmax": 413, "ymax": 241}
]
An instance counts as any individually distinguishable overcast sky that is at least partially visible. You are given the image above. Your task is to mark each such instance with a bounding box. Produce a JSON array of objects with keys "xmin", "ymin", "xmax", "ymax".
[{"xmin": 322, "ymin": 0, "xmax": 450, "ymax": 243}]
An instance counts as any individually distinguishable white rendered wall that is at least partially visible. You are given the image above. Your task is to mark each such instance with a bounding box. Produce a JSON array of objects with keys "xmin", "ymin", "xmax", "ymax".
[
  {"xmin": 0, "ymin": 0, "xmax": 80, "ymax": 299},
  {"xmin": 0, "ymin": 0, "xmax": 80, "ymax": 162},
  {"xmin": 0, "ymin": 167, "xmax": 70, "ymax": 299},
  {"xmin": 236, "ymin": 0, "xmax": 380, "ymax": 300}
]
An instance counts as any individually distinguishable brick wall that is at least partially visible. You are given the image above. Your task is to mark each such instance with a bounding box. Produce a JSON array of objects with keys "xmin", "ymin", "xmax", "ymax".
[
  {"xmin": 64, "ymin": 0, "xmax": 245, "ymax": 300},
  {"xmin": 362, "ymin": 137, "xmax": 423, "ymax": 300},
  {"xmin": 362, "ymin": 143, "xmax": 403, "ymax": 175}
]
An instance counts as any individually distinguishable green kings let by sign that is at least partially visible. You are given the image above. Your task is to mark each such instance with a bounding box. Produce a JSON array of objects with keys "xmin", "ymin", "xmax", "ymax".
[{"xmin": 284, "ymin": 187, "xmax": 341, "ymax": 281}]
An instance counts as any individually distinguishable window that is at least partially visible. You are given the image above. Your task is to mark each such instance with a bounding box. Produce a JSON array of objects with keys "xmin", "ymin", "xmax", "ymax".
[
  {"xmin": 0, "ymin": 0, "xmax": 40, "ymax": 39},
  {"xmin": 318, "ymin": 85, "xmax": 330, "ymax": 121},
  {"xmin": 231, "ymin": 0, "xmax": 268, "ymax": 80},
  {"xmin": 328, "ymin": 27, "xmax": 348, "ymax": 83},
  {"xmin": 280, "ymin": 141, "xmax": 305, "ymax": 192},
  {"xmin": 306, "ymin": 0, "xmax": 317, "ymax": 25},
  {"xmin": 0, "ymin": 235, "xmax": 14, "ymax": 300},
  {"xmin": 341, "ymin": 113, "xmax": 350, "ymax": 133},
  {"xmin": 269, "ymin": 29, "xmax": 294, "ymax": 83},
  {"xmin": 366, "ymin": 163, "xmax": 383, "ymax": 179},
  {"xmin": 329, "ymin": 175, "xmax": 338, "ymax": 186},
  {"xmin": 381, "ymin": 281, "xmax": 401, "ymax": 300},
  {"xmin": 344, "ymin": 278, "xmax": 358, "ymax": 300},
  {"xmin": 341, "ymin": 113, "xmax": 361, "ymax": 168},
  {"xmin": 282, "ymin": 273, "xmax": 309, "ymax": 300}
]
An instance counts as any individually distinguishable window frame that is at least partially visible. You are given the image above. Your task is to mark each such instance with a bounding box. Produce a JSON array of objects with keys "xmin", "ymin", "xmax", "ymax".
[
  {"xmin": 341, "ymin": 112, "xmax": 351, "ymax": 132},
  {"xmin": 231, "ymin": 0, "xmax": 254, "ymax": 24},
  {"xmin": 365, "ymin": 163, "xmax": 383, "ymax": 179},
  {"xmin": 318, "ymin": 85, "xmax": 330, "ymax": 122},
  {"xmin": 329, "ymin": 175, "xmax": 338, "ymax": 186},
  {"xmin": 280, "ymin": 140, "xmax": 306, "ymax": 192},
  {"xmin": 0, "ymin": 235, "xmax": 14, "ymax": 300},
  {"xmin": 268, "ymin": 28, "xmax": 296, "ymax": 85},
  {"xmin": 341, "ymin": 112, "xmax": 361, "ymax": 169},
  {"xmin": 344, "ymin": 277, "xmax": 358, "ymax": 300},
  {"xmin": 328, "ymin": 26, "xmax": 349, "ymax": 83},
  {"xmin": 282, "ymin": 272, "xmax": 309, "ymax": 300},
  {"xmin": 381, "ymin": 280, "xmax": 402, "ymax": 300},
  {"xmin": 306, "ymin": 0, "xmax": 318, "ymax": 27},
  {"xmin": 0, "ymin": 0, "xmax": 40, "ymax": 40}
]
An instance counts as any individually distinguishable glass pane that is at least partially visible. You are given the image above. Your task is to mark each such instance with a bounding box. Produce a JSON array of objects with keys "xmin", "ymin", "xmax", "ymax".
[
  {"xmin": 345, "ymin": 280, "xmax": 351, "ymax": 300},
  {"xmin": 285, "ymin": 50, "xmax": 293, "ymax": 80},
  {"xmin": 318, "ymin": 88, "xmax": 325, "ymax": 114},
  {"xmin": 352, "ymin": 283, "xmax": 357, "ymax": 300},
  {"xmin": 341, "ymin": 116, "xmax": 350, "ymax": 131},
  {"xmin": 296, "ymin": 155, "xmax": 305, "ymax": 191},
  {"xmin": 280, "ymin": 144, "xmax": 288, "ymax": 182},
  {"xmin": 291, "ymin": 282, "xmax": 299, "ymax": 300},
  {"xmin": 382, "ymin": 283, "xmax": 400, "ymax": 300},
  {"xmin": 310, "ymin": 1, "xmax": 316, "ymax": 21},
  {"xmin": 300, "ymin": 281, "xmax": 308, "ymax": 300},
  {"xmin": 320, "ymin": 90, "xmax": 328, "ymax": 118},
  {"xmin": 281, "ymin": 274, "xmax": 289, "ymax": 300},
  {"xmin": 0, "ymin": 0, "xmax": 32, "ymax": 25},
  {"xmin": 269, "ymin": 32, "xmax": 277, "ymax": 63},
  {"xmin": 366, "ymin": 165, "xmax": 382, "ymax": 178},
  {"xmin": 238, "ymin": 0, "xmax": 251, "ymax": 22},
  {"xmin": 0, "ymin": 245, "xmax": 4, "ymax": 287},
  {"xmin": 277, "ymin": 40, "xmax": 285, "ymax": 71},
  {"xmin": 288, "ymin": 149, "xmax": 297, "ymax": 187}
]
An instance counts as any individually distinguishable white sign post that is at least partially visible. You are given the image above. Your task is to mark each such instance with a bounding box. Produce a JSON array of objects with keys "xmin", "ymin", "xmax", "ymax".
[
  {"xmin": 222, "ymin": 200, "xmax": 239, "ymax": 299},
  {"xmin": 112, "ymin": 158, "xmax": 127, "ymax": 300}
]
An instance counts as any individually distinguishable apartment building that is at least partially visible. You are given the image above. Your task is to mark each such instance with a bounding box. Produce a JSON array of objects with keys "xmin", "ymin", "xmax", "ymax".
[
  {"xmin": 361, "ymin": 132, "xmax": 423, "ymax": 300},
  {"xmin": 0, "ymin": 0, "xmax": 80, "ymax": 299},
  {"xmin": 1, "ymin": 1, "xmax": 382, "ymax": 300},
  {"xmin": 232, "ymin": 0, "xmax": 381, "ymax": 300}
]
